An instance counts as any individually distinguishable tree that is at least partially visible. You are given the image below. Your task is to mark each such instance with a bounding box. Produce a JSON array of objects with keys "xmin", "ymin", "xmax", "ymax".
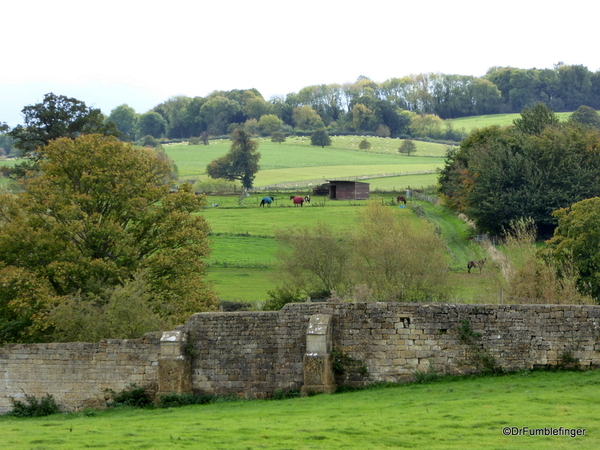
[
  {"xmin": 569, "ymin": 105, "xmax": 600, "ymax": 129},
  {"xmin": 438, "ymin": 118, "xmax": 600, "ymax": 236},
  {"xmin": 108, "ymin": 104, "xmax": 138, "ymax": 140},
  {"xmin": 310, "ymin": 128, "xmax": 332, "ymax": 148},
  {"xmin": 398, "ymin": 139, "xmax": 416, "ymax": 156},
  {"xmin": 0, "ymin": 134, "xmax": 218, "ymax": 343},
  {"xmin": 271, "ymin": 131, "xmax": 286, "ymax": 144},
  {"xmin": 136, "ymin": 112, "xmax": 166, "ymax": 139},
  {"xmin": 513, "ymin": 102, "xmax": 559, "ymax": 135},
  {"xmin": 545, "ymin": 197, "xmax": 600, "ymax": 301},
  {"xmin": 206, "ymin": 129, "xmax": 261, "ymax": 189},
  {"xmin": 9, "ymin": 93, "xmax": 119, "ymax": 156},
  {"xmin": 359, "ymin": 139, "xmax": 371, "ymax": 151},
  {"xmin": 258, "ymin": 114, "xmax": 283, "ymax": 136},
  {"xmin": 292, "ymin": 105, "xmax": 324, "ymax": 130}
]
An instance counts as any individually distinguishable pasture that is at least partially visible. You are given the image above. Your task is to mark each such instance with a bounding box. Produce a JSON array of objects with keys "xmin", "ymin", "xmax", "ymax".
[
  {"xmin": 164, "ymin": 136, "xmax": 449, "ymax": 188},
  {"xmin": 450, "ymin": 111, "xmax": 573, "ymax": 133},
  {"xmin": 1, "ymin": 369, "xmax": 598, "ymax": 449}
]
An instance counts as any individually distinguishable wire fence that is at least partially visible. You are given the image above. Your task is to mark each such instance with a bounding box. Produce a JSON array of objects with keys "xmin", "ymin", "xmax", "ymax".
[{"xmin": 252, "ymin": 170, "xmax": 437, "ymax": 191}]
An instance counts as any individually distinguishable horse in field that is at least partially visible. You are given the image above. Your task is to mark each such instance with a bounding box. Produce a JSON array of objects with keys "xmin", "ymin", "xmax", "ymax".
[
  {"xmin": 304, "ymin": 195, "xmax": 311, "ymax": 204},
  {"xmin": 397, "ymin": 195, "xmax": 406, "ymax": 205},
  {"xmin": 260, "ymin": 196, "xmax": 274, "ymax": 207},
  {"xmin": 290, "ymin": 196, "xmax": 304, "ymax": 207},
  {"xmin": 467, "ymin": 258, "xmax": 487, "ymax": 274}
]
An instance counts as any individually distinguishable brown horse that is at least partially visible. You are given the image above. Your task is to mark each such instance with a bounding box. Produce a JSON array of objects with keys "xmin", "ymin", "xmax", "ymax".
[
  {"xmin": 397, "ymin": 195, "xmax": 406, "ymax": 205},
  {"xmin": 467, "ymin": 258, "xmax": 487, "ymax": 274},
  {"xmin": 290, "ymin": 196, "xmax": 304, "ymax": 207}
]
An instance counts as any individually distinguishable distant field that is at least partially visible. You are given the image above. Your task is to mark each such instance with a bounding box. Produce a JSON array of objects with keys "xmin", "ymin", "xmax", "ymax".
[
  {"xmin": 165, "ymin": 136, "xmax": 450, "ymax": 188},
  {"xmin": 450, "ymin": 111, "xmax": 573, "ymax": 133}
]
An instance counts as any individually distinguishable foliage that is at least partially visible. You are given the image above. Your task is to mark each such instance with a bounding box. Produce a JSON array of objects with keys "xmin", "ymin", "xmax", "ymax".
[
  {"xmin": 136, "ymin": 112, "xmax": 166, "ymax": 138},
  {"xmin": 108, "ymin": 104, "xmax": 138, "ymax": 140},
  {"xmin": 398, "ymin": 139, "xmax": 416, "ymax": 156},
  {"xmin": 497, "ymin": 218, "xmax": 594, "ymax": 305},
  {"xmin": 358, "ymin": 138, "xmax": 371, "ymax": 151},
  {"xmin": 272, "ymin": 204, "xmax": 450, "ymax": 302},
  {"xmin": 274, "ymin": 222, "xmax": 351, "ymax": 298},
  {"xmin": 438, "ymin": 106, "xmax": 600, "ymax": 235},
  {"xmin": 513, "ymin": 102, "xmax": 559, "ymax": 135},
  {"xmin": 263, "ymin": 286, "xmax": 304, "ymax": 311},
  {"xmin": 350, "ymin": 203, "xmax": 451, "ymax": 302},
  {"xmin": 193, "ymin": 178, "xmax": 240, "ymax": 194},
  {"xmin": 47, "ymin": 274, "xmax": 169, "ymax": 342},
  {"xmin": 8, "ymin": 393, "xmax": 60, "ymax": 417},
  {"xmin": 270, "ymin": 131, "xmax": 286, "ymax": 144},
  {"xmin": 310, "ymin": 128, "xmax": 332, "ymax": 148},
  {"xmin": 569, "ymin": 105, "xmax": 600, "ymax": 129},
  {"xmin": 457, "ymin": 319, "xmax": 501, "ymax": 374},
  {"xmin": 106, "ymin": 384, "xmax": 152, "ymax": 408},
  {"xmin": 157, "ymin": 392, "xmax": 231, "ymax": 408},
  {"xmin": 0, "ymin": 134, "xmax": 217, "ymax": 343},
  {"xmin": 206, "ymin": 129, "xmax": 261, "ymax": 188},
  {"xmin": 8, "ymin": 93, "xmax": 119, "ymax": 157},
  {"xmin": 258, "ymin": 114, "xmax": 283, "ymax": 135},
  {"xmin": 545, "ymin": 197, "xmax": 600, "ymax": 301}
]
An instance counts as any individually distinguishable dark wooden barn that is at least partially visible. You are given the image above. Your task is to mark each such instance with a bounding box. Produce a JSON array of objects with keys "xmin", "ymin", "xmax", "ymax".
[{"xmin": 327, "ymin": 180, "xmax": 370, "ymax": 200}]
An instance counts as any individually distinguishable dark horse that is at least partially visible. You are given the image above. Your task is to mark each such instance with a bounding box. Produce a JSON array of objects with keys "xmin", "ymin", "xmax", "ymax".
[
  {"xmin": 304, "ymin": 195, "xmax": 311, "ymax": 204},
  {"xmin": 290, "ymin": 196, "xmax": 304, "ymax": 207},
  {"xmin": 260, "ymin": 196, "xmax": 274, "ymax": 207},
  {"xmin": 467, "ymin": 258, "xmax": 487, "ymax": 274},
  {"xmin": 397, "ymin": 195, "xmax": 406, "ymax": 205}
]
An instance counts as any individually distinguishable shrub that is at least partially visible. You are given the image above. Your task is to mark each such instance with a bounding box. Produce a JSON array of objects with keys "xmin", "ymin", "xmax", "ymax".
[
  {"xmin": 106, "ymin": 383, "xmax": 152, "ymax": 408},
  {"xmin": 8, "ymin": 393, "xmax": 60, "ymax": 417},
  {"xmin": 263, "ymin": 286, "xmax": 304, "ymax": 311}
]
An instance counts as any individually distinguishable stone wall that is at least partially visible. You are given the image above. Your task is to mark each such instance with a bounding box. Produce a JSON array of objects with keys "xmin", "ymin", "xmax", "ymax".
[
  {"xmin": 2, "ymin": 303, "xmax": 600, "ymax": 413},
  {"xmin": 0, "ymin": 334, "xmax": 161, "ymax": 413}
]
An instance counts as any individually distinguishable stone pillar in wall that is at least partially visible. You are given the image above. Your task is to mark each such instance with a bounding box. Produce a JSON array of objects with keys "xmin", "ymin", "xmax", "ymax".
[
  {"xmin": 301, "ymin": 314, "xmax": 337, "ymax": 395},
  {"xmin": 156, "ymin": 330, "xmax": 192, "ymax": 401}
]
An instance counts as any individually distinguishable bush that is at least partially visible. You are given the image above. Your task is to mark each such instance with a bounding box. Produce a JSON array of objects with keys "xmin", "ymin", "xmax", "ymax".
[
  {"xmin": 157, "ymin": 392, "xmax": 221, "ymax": 408},
  {"xmin": 263, "ymin": 286, "xmax": 304, "ymax": 311},
  {"xmin": 8, "ymin": 394, "xmax": 60, "ymax": 417},
  {"xmin": 106, "ymin": 383, "xmax": 152, "ymax": 408}
]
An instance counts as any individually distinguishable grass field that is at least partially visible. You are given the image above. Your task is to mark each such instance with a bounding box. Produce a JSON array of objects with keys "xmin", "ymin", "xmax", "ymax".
[
  {"xmin": 450, "ymin": 111, "xmax": 573, "ymax": 133},
  {"xmin": 1, "ymin": 369, "xmax": 598, "ymax": 449},
  {"xmin": 165, "ymin": 136, "xmax": 449, "ymax": 188}
]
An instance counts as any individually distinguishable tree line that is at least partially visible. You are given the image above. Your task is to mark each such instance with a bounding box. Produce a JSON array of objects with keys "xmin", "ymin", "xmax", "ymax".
[{"xmin": 102, "ymin": 63, "xmax": 600, "ymax": 142}]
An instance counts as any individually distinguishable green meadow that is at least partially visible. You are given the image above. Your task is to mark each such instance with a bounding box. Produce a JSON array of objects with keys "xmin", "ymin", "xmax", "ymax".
[
  {"xmin": 2, "ymin": 369, "xmax": 598, "ymax": 449},
  {"xmin": 450, "ymin": 111, "xmax": 573, "ymax": 133},
  {"xmin": 161, "ymin": 134, "xmax": 500, "ymax": 305},
  {"xmin": 165, "ymin": 135, "xmax": 449, "ymax": 187}
]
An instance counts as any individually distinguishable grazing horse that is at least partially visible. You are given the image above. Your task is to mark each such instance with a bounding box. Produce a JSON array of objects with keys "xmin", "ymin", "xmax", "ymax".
[
  {"xmin": 290, "ymin": 195, "xmax": 304, "ymax": 207},
  {"xmin": 397, "ymin": 195, "xmax": 407, "ymax": 205},
  {"xmin": 467, "ymin": 258, "xmax": 487, "ymax": 274},
  {"xmin": 304, "ymin": 195, "xmax": 311, "ymax": 204},
  {"xmin": 260, "ymin": 196, "xmax": 274, "ymax": 207}
]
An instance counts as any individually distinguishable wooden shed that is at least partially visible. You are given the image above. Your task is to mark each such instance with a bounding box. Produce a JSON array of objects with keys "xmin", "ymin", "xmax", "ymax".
[{"xmin": 327, "ymin": 180, "xmax": 370, "ymax": 200}]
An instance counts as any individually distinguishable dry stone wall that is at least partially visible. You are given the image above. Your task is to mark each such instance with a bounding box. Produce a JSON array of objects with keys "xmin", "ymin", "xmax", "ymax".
[
  {"xmin": 2, "ymin": 303, "xmax": 600, "ymax": 413},
  {"xmin": 0, "ymin": 334, "xmax": 161, "ymax": 413}
]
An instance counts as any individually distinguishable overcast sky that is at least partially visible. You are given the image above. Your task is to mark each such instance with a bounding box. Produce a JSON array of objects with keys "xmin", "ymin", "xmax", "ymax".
[{"xmin": 1, "ymin": 0, "xmax": 598, "ymax": 126}]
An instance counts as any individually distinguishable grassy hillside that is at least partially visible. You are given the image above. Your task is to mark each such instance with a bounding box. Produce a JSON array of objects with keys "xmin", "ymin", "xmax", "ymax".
[
  {"xmin": 2, "ymin": 369, "xmax": 597, "ymax": 449},
  {"xmin": 165, "ymin": 136, "xmax": 449, "ymax": 188},
  {"xmin": 450, "ymin": 111, "xmax": 573, "ymax": 133}
]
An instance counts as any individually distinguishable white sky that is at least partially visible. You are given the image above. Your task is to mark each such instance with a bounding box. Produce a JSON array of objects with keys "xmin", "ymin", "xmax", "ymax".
[{"xmin": 1, "ymin": 0, "xmax": 598, "ymax": 125}]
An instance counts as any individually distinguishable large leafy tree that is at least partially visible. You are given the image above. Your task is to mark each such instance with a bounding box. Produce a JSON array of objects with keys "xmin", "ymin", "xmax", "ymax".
[
  {"xmin": 8, "ymin": 93, "xmax": 119, "ymax": 157},
  {"xmin": 545, "ymin": 197, "xmax": 600, "ymax": 301},
  {"xmin": 206, "ymin": 129, "xmax": 261, "ymax": 189},
  {"xmin": 108, "ymin": 104, "xmax": 139, "ymax": 140},
  {"xmin": 0, "ymin": 134, "xmax": 217, "ymax": 343},
  {"xmin": 439, "ymin": 106, "xmax": 600, "ymax": 235}
]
